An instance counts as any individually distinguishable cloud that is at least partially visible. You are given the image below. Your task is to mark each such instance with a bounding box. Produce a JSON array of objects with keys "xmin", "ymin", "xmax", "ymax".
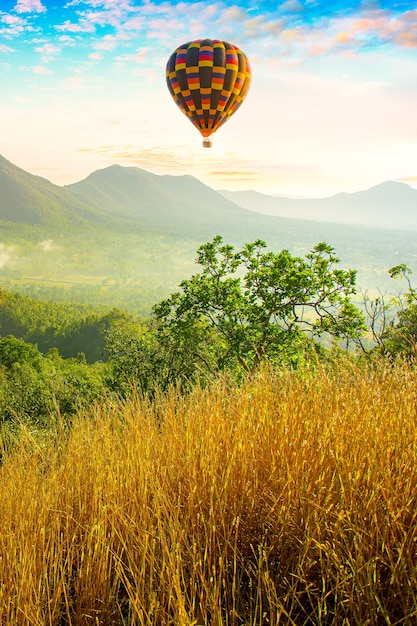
[
  {"xmin": 76, "ymin": 144, "xmax": 269, "ymax": 187},
  {"xmin": 0, "ymin": 43, "xmax": 14, "ymax": 53},
  {"xmin": 394, "ymin": 28, "xmax": 417, "ymax": 49},
  {"xmin": 62, "ymin": 75, "xmax": 85, "ymax": 90},
  {"xmin": 207, "ymin": 170, "xmax": 260, "ymax": 182},
  {"xmin": 399, "ymin": 176, "xmax": 417, "ymax": 185},
  {"xmin": 118, "ymin": 16, "xmax": 145, "ymax": 31},
  {"xmin": 56, "ymin": 19, "xmax": 96, "ymax": 33},
  {"xmin": 58, "ymin": 34, "xmax": 77, "ymax": 43},
  {"xmin": 316, "ymin": 8, "xmax": 417, "ymax": 54},
  {"xmin": 77, "ymin": 144, "xmax": 188, "ymax": 171},
  {"xmin": 55, "ymin": 0, "xmax": 145, "ymax": 38},
  {"xmin": 32, "ymin": 64, "xmax": 52, "ymax": 74},
  {"xmin": 83, "ymin": 0, "xmax": 133, "ymax": 9},
  {"xmin": 279, "ymin": 0, "xmax": 304, "ymax": 13},
  {"xmin": 114, "ymin": 47, "xmax": 148, "ymax": 65},
  {"xmin": 2, "ymin": 13, "xmax": 25, "ymax": 25},
  {"xmin": 250, "ymin": 6, "xmax": 417, "ymax": 60},
  {"xmin": 35, "ymin": 42, "xmax": 60, "ymax": 61},
  {"xmin": 95, "ymin": 34, "xmax": 121, "ymax": 50},
  {"xmin": 0, "ymin": 13, "xmax": 27, "ymax": 36},
  {"xmin": 14, "ymin": 0, "xmax": 46, "ymax": 13},
  {"xmin": 221, "ymin": 6, "xmax": 248, "ymax": 22},
  {"xmin": 74, "ymin": 143, "xmax": 326, "ymax": 195}
]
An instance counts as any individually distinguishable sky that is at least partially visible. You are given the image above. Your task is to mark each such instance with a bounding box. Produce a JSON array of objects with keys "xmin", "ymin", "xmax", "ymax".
[{"xmin": 0, "ymin": 0, "xmax": 417, "ymax": 198}]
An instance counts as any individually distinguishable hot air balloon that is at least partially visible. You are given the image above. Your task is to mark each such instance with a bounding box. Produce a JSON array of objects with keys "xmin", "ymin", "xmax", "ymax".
[{"xmin": 166, "ymin": 39, "xmax": 251, "ymax": 148}]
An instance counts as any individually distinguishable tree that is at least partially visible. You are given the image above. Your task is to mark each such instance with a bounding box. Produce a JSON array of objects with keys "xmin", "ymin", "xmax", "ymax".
[
  {"xmin": 381, "ymin": 265, "xmax": 417, "ymax": 358},
  {"xmin": 0, "ymin": 334, "xmax": 44, "ymax": 371},
  {"xmin": 153, "ymin": 237, "xmax": 365, "ymax": 373},
  {"xmin": 0, "ymin": 335, "xmax": 106, "ymax": 424},
  {"xmin": 105, "ymin": 317, "xmax": 219, "ymax": 396}
]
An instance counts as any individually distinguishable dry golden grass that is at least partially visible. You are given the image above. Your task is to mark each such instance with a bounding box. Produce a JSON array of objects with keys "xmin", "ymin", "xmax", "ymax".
[{"xmin": 0, "ymin": 358, "xmax": 416, "ymax": 625}]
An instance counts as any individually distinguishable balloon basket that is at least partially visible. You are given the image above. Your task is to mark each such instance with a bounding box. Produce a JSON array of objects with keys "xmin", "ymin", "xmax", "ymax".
[{"xmin": 202, "ymin": 138, "xmax": 212, "ymax": 148}]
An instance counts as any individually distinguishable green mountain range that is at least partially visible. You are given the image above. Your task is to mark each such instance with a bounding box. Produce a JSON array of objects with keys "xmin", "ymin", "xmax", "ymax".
[
  {"xmin": 0, "ymin": 155, "xmax": 105, "ymax": 228},
  {"xmin": 0, "ymin": 154, "xmax": 416, "ymax": 313}
]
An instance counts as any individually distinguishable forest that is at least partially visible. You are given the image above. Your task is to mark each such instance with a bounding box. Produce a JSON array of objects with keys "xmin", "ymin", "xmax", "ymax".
[
  {"xmin": 0, "ymin": 236, "xmax": 416, "ymax": 624},
  {"xmin": 0, "ymin": 235, "xmax": 415, "ymax": 427}
]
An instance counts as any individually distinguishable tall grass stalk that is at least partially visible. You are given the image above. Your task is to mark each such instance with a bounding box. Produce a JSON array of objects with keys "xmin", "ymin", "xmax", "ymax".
[{"xmin": 0, "ymin": 358, "xmax": 416, "ymax": 624}]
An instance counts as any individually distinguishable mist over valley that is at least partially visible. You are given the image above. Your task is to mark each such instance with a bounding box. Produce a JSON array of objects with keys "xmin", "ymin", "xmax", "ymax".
[{"xmin": 0, "ymin": 154, "xmax": 416, "ymax": 313}]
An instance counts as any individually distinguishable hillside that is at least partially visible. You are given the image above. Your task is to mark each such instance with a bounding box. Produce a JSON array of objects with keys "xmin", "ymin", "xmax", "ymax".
[
  {"xmin": 66, "ymin": 165, "xmax": 243, "ymax": 225},
  {"xmin": 66, "ymin": 164, "xmax": 308, "ymax": 241},
  {"xmin": 219, "ymin": 181, "xmax": 417, "ymax": 230},
  {"xmin": 0, "ymin": 155, "xmax": 106, "ymax": 229}
]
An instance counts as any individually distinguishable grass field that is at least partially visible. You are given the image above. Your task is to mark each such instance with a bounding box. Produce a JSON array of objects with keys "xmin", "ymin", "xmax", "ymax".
[{"xmin": 0, "ymin": 358, "xmax": 416, "ymax": 625}]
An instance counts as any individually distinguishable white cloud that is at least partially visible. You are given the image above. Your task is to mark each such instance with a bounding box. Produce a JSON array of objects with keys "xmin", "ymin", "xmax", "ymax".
[
  {"xmin": 222, "ymin": 6, "xmax": 248, "ymax": 22},
  {"xmin": 83, "ymin": 0, "xmax": 133, "ymax": 8},
  {"xmin": 62, "ymin": 75, "xmax": 85, "ymax": 90},
  {"xmin": 0, "ymin": 43, "xmax": 14, "ymax": 53},
  {"xmin": 35, "ymin": 43, "xmax": 60, "ymax": 54},
  {"xmin": 0, "ymin": 13, "xmax": 27, "ymax": 35},
  {"xmin": 35, "ymin": 42, "xmax": 60, "ymax": 61},
  {"xmin": 2, "ymin": 14, "xmax": 25, "ymax": 25},
  {"xmin": 94, "ymin": 34, "xmax": 120, "ymax": 50},
  {"xmin": 32, "ymin": 64, "xmax": 52, "ymax": 74},
  {"xmin": 14, "ymin": 0, "xmax": 46, "ymax": 14},
  {"xmin": 114, "ymin": 47, "xmax": 148, "ymax": 65},
  {"xmin": 58, "ymin": 34, "xmax": 78, "ymax": 44},
  {"xmin": 118, "ymin": 16, "xmax": 145, "ymax": 31},
  {"xmin": 56, "ymin": 19, "xmax": 96, "ymax": 33}
]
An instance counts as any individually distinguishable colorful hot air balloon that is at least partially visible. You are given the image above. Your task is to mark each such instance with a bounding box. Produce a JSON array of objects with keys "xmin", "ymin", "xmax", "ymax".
[{"xmin": 166, "ymin": 39, "xmax": 251, "ymax": 147}]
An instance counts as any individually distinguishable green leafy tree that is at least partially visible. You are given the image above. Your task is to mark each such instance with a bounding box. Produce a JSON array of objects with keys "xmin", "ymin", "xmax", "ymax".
[
  {"xmin": 381, "ymin": 265, "xmax": 417, "ymax": 358},
  {"xmin": 153, "ymin": 237, "xmax": 365, "ymax": 373},
  {"xmin": 105, "ymin": 317, "xmax": 218, "ymax": 396},
  {"xmin": 0, "ymin": 335, "xmax": 106, "ymax": 424},
  {"xmin": 0, "ymin": 334, "xmax": 44, "ymax": 371},
  {"xmin": 0, "ymin": 335, "xmax": 54, "ymax": 423}
]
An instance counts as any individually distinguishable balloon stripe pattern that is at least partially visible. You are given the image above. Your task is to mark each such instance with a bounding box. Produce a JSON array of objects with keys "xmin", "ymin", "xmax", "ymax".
[{"xmin": 166, "ymin": 39, "xmax": 251, "ymax": 139}]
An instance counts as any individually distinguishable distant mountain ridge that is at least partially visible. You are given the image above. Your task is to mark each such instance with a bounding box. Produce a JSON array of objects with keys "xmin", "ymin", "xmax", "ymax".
[
  {"xmin": 0, "ymin": 154, "xmax": 417, "ymax": 301},
  {"xmin": 0, "ymin": 155, "xmax": 277, "ymax": 240},
  {"xmin": 0, "ymin": 155, "xmax": 106, "ymax": 228},
  {"xmin": 1, "ymin": 153, "xmax": 416, "ymax": 233},
  {"xmin": 219, "ymin": 181, "xmax": 417, "ymax": 230},
  {"xmin": 65, "ymin": 164, "xmax": 254, "ymax": 233}
]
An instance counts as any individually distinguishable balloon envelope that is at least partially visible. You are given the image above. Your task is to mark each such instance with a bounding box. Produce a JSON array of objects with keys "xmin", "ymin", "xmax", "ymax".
[{"xmin": 166, "ymin": 39, "xmax": 251, "ymax": 144}]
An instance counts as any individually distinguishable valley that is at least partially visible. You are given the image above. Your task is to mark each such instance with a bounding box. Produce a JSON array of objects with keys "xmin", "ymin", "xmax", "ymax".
[{"xmin": 1, "ymin": 154, "xmax": 416, "ymax": 313}]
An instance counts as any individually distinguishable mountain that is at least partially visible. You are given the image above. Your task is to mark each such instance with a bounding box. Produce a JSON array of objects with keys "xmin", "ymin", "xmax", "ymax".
[
  {"xmin": 65, "ymin": 164, "xmax": 260, "ymax": 236},
  {"xmin": 1, "ymin": 154, "xmax": 416, "ymax": 310},
  {"xmin": 0, "ymin": 155, "xmax": 106, "ymax": 228},
  {"xmin": 219, "ymin": 181, "xmax": 417, "ymax": 230},
  {"xmin": 2, "ymin": 153, "xmax": 416, "ymax": 236},
  {"xmin": 67, "ymin": 164, "xmax": 372, "ymax": 248}
]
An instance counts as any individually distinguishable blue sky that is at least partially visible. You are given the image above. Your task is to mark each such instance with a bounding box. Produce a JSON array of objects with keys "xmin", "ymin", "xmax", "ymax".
[{"xmin": 1, "ymin": 0, "xmax": 417, "ymax": 196}]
